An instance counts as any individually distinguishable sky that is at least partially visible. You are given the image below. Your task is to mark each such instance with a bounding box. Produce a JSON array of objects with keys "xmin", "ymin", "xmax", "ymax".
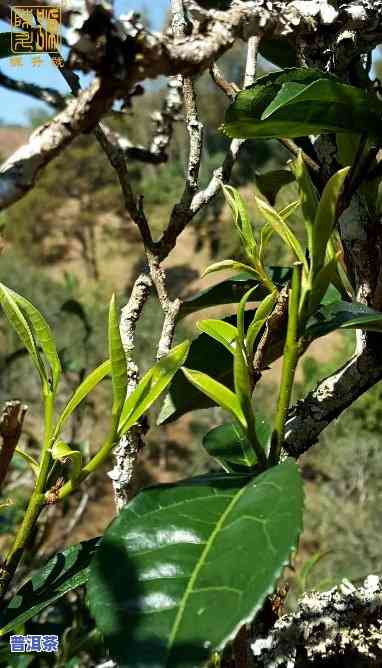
[{"xmin": 0, "ymin": 0, "xmax": 168, "ymax": 125}]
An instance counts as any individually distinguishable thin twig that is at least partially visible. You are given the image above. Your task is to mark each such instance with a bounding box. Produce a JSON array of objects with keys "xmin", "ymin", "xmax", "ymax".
[
  {"xmin": 210, "ymin": 62, "xmax": 239, "ymax": 100},
  {"xmin": 279, "ymin": 138, "xmax": 321, "ymax": 175}
]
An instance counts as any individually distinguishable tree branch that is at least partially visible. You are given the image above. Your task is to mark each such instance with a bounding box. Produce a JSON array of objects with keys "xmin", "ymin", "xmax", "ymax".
[
  {"xmin": 2, "ymin": 0, "xmax": 381, "ymax": 211},
  {"xmin": 108, "ymin": 274, "xmax": 152, "ymax": 511},
  {"xmin": 252, "ymin": 575, "xmax": 382, "ymax": 666}
]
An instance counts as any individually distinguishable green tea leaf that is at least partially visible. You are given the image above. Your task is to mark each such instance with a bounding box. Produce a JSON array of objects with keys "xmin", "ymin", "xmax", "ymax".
[
  {"xmin": 311, "ymin": 167, "xmax": 349, "ymax": 277},
  {"xmin": 178, "ymin": 268, "xmax": 291, "ymax": 319},
  {"xmin": 182, "ymin": 367, "xmax": 246, "ymax": 427},
  {"xmin": 118, "ymin": 341, "xmax": 190, "ymax": 435},
  {"xmin": 108, "ymin": 294, "xmax": 127, "ymax": 420},
  {"xmin": 202, "ymin": 260, "xmax": 260, "ymax": 280},
  {"xmin": 197, "ymin": 319, "xmax": 237, "ymax": 353},
  {"xmin": 255, "ymin": 197, "xmax": 307, "ymax": 267},
  {"xmin": 51, "ymin": 440, "xmax": 82, "ymax": 483},
  {"xmin": 290, "ymin": 151, "xmax": 318, "ymax": 256},
  {"xmin": 9, "ymin": 289, "xmax": 61, "ymax": 391},
  {"xmin": 0, "ymin": 539, "xmax": 99, "ymax": 636},
  {"xmin": 307, "ymin": 255, "xmax": 340, "ymax": 316},
  {"xmin": 306, "ymin": 300, "xmax": 382, "ymax": 339},
  {"xmin": 0, "ymin": 283, "xmax": 46, "ymax": 387},
  {"xmin": 54, "ymin": 360, "xmax": 111, "ymax": 438},
  {"xmin": 223, "ymin": 69, "xmax": 382, "ymax": 141},
  {"xmin": 237, "ymin": 285, "xmax": 258, "ymax": 348},
  {"xmin": 88, "ymin": 461, "xmax": 304, "ymax": 668},
  {"xmin": 246, "ymin": 290, "xmax": 278, "ymax": 358},
  {"xmin": 223, "ymin": 185, "xmax": 257, "ymax": 255},
  {"xmin": 203, "ymin": 416, "xmax": 271, "ymax": 471},
  {"xmin": 232, "ymin": 344, "xmax": 258, "ymax": 464}
]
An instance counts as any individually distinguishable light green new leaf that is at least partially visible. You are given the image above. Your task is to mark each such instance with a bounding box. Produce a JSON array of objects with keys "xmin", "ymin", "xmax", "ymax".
[
  {"xmin": 223, "ymin": 185, "xmax": 257, "ymax": 254},
  {"xmin": 118, "ymin": 341, "xmax": 190, "ymax": 435},
  {"xmin": 51, "ymin": 440, "xmax": 82, "ymax": 483},
  {"xmin": 237, "ymin": 285, "xmax": 259, "ymax": 348},
  {"xmin": 255, "ymin": 197, "xmax": 307, "ymax": 268},
  {"xmin": 182, "ymin": 367, "xmax": 246, "ymax": 428},
  {"xmin": 290, "ymin": 151, "xmax": 318, "ymax": 255},
  {"xmin": 246, "ymin": 290, "xmax": 278, "ymax": 358},
  {"xmin": 202, "ymin": 260, "xmax": 260, "ymax": 281},
  {"xmin": 278, "ymin": 200, "xmax": 301, "ymax": 221},
  {"xmin": 308, "ymin": 254, "xmax": 341, "ymax": 316},
  {"xmin": 0, "ymin": 283, "xmax": 46, "ymax": 386},
  {"xmin": 54, "ymin": 360, "xmax": 111, "ymax": 438},
  {"xmin": 259, "ymin": 222, "xmax": 273, "ymax": 261},
  {"xmin": 233, "ymin": 344, "xmax": 257, "ymax": 465},
  {"xmin": 311, "ymin": 167, "xmax": 350, "ymax": 277},
  {"xmin": 197, "ymin": 319, "xmax": 237, "ymax": 353},
  {"xmin": 108, "ymin": 295, "xmax": 127, "ymax": 420},
  {"xmin": 9, "ymin": 289, "xmax": 61, "ymax": 391}
]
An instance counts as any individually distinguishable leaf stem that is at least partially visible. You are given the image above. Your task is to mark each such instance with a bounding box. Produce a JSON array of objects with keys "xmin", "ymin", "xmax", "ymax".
[
  {"xmin": 269, "ymin": 263, "xmax": 302, "ymax": 466},
  {"xmin": 52, "ymin": 427, "xmax": 117, "ymax": 502}
]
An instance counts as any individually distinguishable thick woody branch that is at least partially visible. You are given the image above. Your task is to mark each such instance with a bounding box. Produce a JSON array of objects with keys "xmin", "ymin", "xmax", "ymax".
[
  {"xmin": 2, "ymin": 0, "xmax": 382, "ymax": 211},
  {"xmin": 252, "ymin": 575, "xmax": 382, "ymax": 666},
  {"xmin": 284, "ymin": 342, "xmax": 382, "ymax": 458},
  {"xmin": 157, "ymin": 29, "xmax": 261, "ymax": 259},
  {"xmin": 0, "ymin": 78, "xmax": 115, "ymax": 210}
]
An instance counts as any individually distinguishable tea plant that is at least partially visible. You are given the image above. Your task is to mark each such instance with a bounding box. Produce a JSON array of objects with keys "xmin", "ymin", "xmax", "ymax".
[{"xmin": 1, "ymin": 2, "xmax": 382, "ymax": 666}]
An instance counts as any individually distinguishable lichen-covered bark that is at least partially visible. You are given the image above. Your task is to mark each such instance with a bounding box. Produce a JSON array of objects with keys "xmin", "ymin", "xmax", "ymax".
[{"xmin": 252, "ymin": 576, "xmax": 382, "ymax": 667}]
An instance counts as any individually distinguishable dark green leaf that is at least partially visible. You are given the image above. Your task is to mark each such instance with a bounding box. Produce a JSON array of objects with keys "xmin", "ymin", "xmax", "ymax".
[
  {"xmin": 203, "ymin": 416, "xmax": 271, "ymax": 471},
  {"xmin": 306, "ymin": 301, "xmax": 382, "ymax": 339},
  {"xmin": 256, "ymin": 169, "xmax": 295, "ymax": 206},
  {"xmin": 0, "ymin": 539, "xmax": 99, "ymax": 636},
  {"xmin": 259, "ymin": 37, "xmax": 297, "ymax": 69},
  {"xmin": 223, "ymin": 68, "xmax": 382, "ymax": 141},
  {"xmin": 178, "ymin": 267, "xmax": 291, "ymax": 319},
  {"xmin": 88, "ymin": 461, "xmax": 303, "ymax": 668}
]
